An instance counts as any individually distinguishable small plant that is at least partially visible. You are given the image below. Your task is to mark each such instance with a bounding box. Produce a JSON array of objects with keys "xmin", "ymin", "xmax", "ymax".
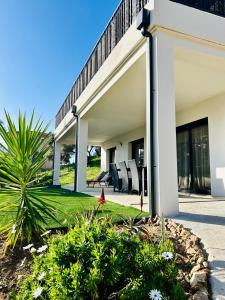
[
  {"xmin": 17, "ymin": 216, "xmax": 186, "ymax": 300},
  {"xmin": 0, "ymin": 111, "xmax": 59, "ymax": 253},
  {"xmin": 160, "ymin": 215, "xmax": 168, "ymax": 243}
]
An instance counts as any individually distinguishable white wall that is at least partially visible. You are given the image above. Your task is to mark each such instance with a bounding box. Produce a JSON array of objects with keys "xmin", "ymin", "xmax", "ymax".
[
  {"xmin": 101, "ymin": 126, "xmax": 146, "ymax": 170},
  {"xmin": 177, "ymin": 92, "xmax": 225, "ymax": 196},
  {"xmin": 152, "ymin": 0, "xmax": 225, "ymax": 47}
]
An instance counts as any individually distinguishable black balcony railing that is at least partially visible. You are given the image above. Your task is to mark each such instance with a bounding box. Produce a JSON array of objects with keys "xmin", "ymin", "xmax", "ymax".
[
  {"xmin": 55, "ymin": 0, "xmax": 149, "ymax": 127},
  {"xmin": 171, "ymin": 0, "xmax": 225, "ymax": 17}
]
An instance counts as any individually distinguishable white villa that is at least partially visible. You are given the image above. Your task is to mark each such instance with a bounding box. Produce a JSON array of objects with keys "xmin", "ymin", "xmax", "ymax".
[{"xmin": 53, "ymin": 0, "xmax": 225, "ymax": 217}]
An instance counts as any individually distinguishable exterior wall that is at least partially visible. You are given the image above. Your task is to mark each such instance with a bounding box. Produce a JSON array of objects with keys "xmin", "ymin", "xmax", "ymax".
[
  {"xmin": 176, "ymin": 92, "xmax": 225, "ymax": 196},
  {"xmin": 101, "ymin": 126, "xmax": 146, "ymax": 170},
  {"xmin": 152, "ymin": 0, "xmax": 225, "ymax": 46},
  {"xmin": 55, "ymin": 0, "xmax": 225, "ymax": 141}
]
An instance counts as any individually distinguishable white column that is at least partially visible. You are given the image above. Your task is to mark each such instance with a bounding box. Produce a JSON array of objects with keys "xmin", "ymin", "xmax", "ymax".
[
  {"xmin": 146, "ymin": 32, "xmax": 179, "ymax": 217},
  {"xmin": 53, "ymin": 141, "xmax": 61, "ymax": 186},
  {"xmin": 76, "ymin": 118, "xmax": 88, "ymax": 192},
  {"xmin": 101, "ymin": 147, "xmax": 108, "ymax": 171}
]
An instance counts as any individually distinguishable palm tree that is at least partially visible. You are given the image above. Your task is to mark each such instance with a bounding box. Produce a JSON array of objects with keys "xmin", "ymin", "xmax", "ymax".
[{"xmin": 0, "ymin": 111, "xmax": 59, "ymax": 253}]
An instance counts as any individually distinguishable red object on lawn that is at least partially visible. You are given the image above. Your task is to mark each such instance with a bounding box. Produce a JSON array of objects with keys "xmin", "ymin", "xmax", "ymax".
[{"xmin": 99, "ymin": 188, "xmax": 106, "ymax": 205}]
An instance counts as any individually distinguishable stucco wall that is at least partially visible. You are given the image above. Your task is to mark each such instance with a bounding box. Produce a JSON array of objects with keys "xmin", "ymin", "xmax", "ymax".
[
  {"xmin": 101, "ymin": 126, "xmax": 146, "ymax": 171},
  {"xmin": 153, "ymin": 0, "xmax": 225, "ymax": 46},
  {"xmin": 176, "ymin": 92, "xmax": 225, "ymax": 196}
]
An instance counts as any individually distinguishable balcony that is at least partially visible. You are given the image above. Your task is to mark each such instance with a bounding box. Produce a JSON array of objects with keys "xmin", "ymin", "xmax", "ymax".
[
  {"xmin": 55, "ymin": 0, "xmax": 149, "ymax": 128},
  {"xmin": 171, "ymin": 0, "xmax": 225, "ymax": 17}
]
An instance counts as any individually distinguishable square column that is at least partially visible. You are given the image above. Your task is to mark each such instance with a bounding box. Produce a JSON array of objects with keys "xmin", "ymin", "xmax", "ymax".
[
  {"xmin": 53, "ymin": 141, "xmax": 61, "ymax": 186},
  {"xmin": 101, "ymin": 147, "xmax": 107, "ymax": 171},
  {"xmin": 146, "ymin": 32, "xmax": 179, "ymax": 217},
  {"xmin": 76, "ymin": 118, "xmax": 88, "ymax": 192}
]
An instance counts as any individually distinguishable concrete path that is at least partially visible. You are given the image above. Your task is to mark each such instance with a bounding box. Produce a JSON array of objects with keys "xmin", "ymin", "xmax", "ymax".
[
  {"xmin": 176, "ymin": 194, "xmax": 225, "ymax": 300},
  {"xmin": 63, "ymin": 185, "xmax": 225, "ymax": 299}
]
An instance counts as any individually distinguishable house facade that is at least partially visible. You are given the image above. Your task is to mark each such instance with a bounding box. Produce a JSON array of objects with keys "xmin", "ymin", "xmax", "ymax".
[{"xmin": 53, "ymin": 0, "xmax": 225, "ymax": 216}]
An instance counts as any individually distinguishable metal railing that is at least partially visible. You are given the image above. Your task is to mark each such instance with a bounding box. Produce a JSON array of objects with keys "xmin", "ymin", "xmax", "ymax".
[
  {"xmin": 171, "ymin": 0, "xmax": 225, "ymax": 17},
  {"xmin": 55, "ymin": 0, "xmax": 149, "ymax": 127}
]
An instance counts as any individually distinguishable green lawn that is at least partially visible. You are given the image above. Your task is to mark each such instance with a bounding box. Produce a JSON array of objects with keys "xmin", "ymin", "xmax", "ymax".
[
  {"xmin": 60, "ymin": 156, "xmax": 101, "ymax": 185},
  {"xmin": 38, "ymin": 157, "xmax": 101, "ymax": 186},
  {"xmin": 0, "ymin": 188, "xmax": 148, "ymax": 229}
]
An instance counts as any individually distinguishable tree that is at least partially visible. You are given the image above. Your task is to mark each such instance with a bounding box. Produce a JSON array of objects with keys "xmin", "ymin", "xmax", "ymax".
[
  {"xmin": 61, "ymin": 144, "xmax": 75, "ymax": 165},
  {"xmin": 0, "ymin": 112, "xmax": 58, "ymax": 253},
  {"xmin": 87, "ymin": 146, "xmax": 101, "ymax": 165},
  {"xmin": 46, "ymin": 133, "xmax": 54, "ymax": 162}
]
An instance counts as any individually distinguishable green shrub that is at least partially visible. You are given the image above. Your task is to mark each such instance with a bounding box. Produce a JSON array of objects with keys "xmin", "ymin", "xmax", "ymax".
[
  {"xmin": 34, "ymin": 170, "xmax": 53, "ymax": 186},
  {"xmin": 0, "ymin": 112, "xmax": 58, "ymax": 253},
  {"xmin": 17, "ymin": 217, "xmax": 185, "ymax": 300}
]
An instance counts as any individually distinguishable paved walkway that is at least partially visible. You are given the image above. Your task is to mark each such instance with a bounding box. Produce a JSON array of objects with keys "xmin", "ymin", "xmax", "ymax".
[
  {"xmin": 177, "ymin": 194, "xmax": 225, "ymax": 300},
  {"xmin": 63, "ymin": 185, "xmax": 225, "ymax": 299}
]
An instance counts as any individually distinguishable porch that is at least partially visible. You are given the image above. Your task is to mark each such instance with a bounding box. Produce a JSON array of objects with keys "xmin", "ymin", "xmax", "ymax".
[{"xmin": 54, "ymin": 29, "xmax": 225, "ymax": 217}]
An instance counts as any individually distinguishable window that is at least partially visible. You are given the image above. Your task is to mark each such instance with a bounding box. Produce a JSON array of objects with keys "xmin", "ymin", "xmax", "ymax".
[
  {"xmin": 177, "ymin": 118, "xmax": 211, "ymax": 194},
  {"xmin": 131, "ymin": 138, "xmax": 144, "ymax": 167},
  {"xmin": 109, "ymin": 147, "xmax": 116, "ymax": 164}
]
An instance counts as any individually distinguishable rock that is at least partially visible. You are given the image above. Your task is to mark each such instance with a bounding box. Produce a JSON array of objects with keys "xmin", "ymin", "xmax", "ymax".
[
  {"xmin": 197, "ymin": 257, "xmax": 204, "ymax": 264},
  {"xmin": 190, "ymin": 234, "xmax": 199, "ymax": 244},
  {"xmin": 192, "ymin": 287, "xmax": 209, "ymax": 300},
  {"xmin": 178, "ymin": 223, "xmax": 184, "ymax": 229},
  {"xmin": 186, "ymin": 240, "xmax": 194, "ymax": 249},
  {"xmin": 181, "ymin": 229, "xmax": 188, "ymax": 237},
  {"xmin": 203, "ymin": 261, "xmax": 208, "ymax": 268},
  {"xmin": 194, "ymin": 245, "xmax": 199, "ymax": 251},
  {"xmin": 187, "ymin": 247, "xmax": 197, "ymax": 255},
  {"xmin": 190, "ymin": 271, "xmax": 207, "ymax": 288},
  {"xmin": 190, "ymin": 264, "xmax": 201, "ymax": 275}
]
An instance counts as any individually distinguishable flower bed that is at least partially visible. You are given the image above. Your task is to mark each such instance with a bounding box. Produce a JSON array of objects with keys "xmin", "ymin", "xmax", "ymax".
[{"xmin": 0, "ymin": 217, "xmax": 209, "ymax": 300}]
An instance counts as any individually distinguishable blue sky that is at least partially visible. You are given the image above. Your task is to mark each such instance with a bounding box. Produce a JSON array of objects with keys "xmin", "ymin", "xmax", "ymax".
[{"xmin": 0, "ymin": 0, "xmax": 120, "ymax": 131}]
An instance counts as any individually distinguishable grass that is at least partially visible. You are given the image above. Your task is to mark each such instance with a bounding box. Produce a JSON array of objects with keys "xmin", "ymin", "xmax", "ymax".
[
  {"xmin": 37, "ymin": 156, "xmax": 101, "ymax": 186},
  {"xmin": 0, "ymin": 188, "xmax": 148, "ymax": 229}
]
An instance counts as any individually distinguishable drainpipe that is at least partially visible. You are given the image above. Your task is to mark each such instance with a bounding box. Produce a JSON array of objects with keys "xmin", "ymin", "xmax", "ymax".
[
  {"xmin": 52, "ymin": 139, "xmax": 56, "ymax": 185},
  {"xmin": 137, "ymin": 9, "xmax": 156, "ymax": 218},
  {"xmin": 72, "ymin": 104, "xmax": 79, "ymax": 192}
]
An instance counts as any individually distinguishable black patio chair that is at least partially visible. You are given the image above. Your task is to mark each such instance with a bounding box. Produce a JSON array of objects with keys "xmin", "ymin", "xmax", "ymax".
[
  {"xmin": 110, "ymin": 163, "xmax": 122, "ymax": 192},
  {"xmin": 118, "ymin": 161, "xmax": 131, "ymax": 193},
  {"xmin": 128, "ymin": 159, "xmax": 142, "ymax": 194},
  {"xmin": 87, "ymin": 171, "xmax": 109, "ymax": 188}
]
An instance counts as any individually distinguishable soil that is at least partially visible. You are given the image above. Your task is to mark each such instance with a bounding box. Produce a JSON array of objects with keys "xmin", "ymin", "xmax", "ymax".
[
  {"xmin": 0, "ymin": 236, "xmax": 32, "ymax": 300},
  {"xmin": 0, "ymin": 218, "xmax": 210, "ymax": 300}
]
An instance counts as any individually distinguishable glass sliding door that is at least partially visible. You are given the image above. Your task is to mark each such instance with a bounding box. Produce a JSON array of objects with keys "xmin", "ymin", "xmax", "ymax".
[
  {"xmin": 131, "ymin": 138, "xmax": 144, "ymax": 167},
  {"xmin": 192, "ymin": 125, "xmax": 211, "ymax": 193},
  {"xmin": 176, "ymin": 118, "xmax": 211, "ymax": 194},
  {"xmin": 177, "ymin": 130, "xmax": 191, "ymax": 191}
]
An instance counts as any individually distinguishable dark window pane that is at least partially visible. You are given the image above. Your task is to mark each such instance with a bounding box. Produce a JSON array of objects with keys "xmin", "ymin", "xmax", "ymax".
[{"xmin": 131, "ymin": 138, "xmax": 144, "ymax": 167}]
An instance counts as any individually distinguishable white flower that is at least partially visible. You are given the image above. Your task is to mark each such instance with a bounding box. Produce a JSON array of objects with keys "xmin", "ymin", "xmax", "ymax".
[
  {"xmin": 162, "ymin": 251, "xmax": 173, "ymax": 260},
  {"xmin": 39, "ymin": 254, "xmax": 43, "ymax": 258},
  {"xmin": 149, "ymin": 289, "xmax": 162, "ymax": 300},
  {"xmin": 41, "ymin": 230, "xmax": 52, "ymax": 237},
  {"xmin": 37, "ymin": 245, "xmax": 48, "ymax": 253},
  {"xmin": 37, "ymin": 272, "xmax": 46, "ymax": 281},
  {"xmin": 23, "ymin": 244, "xmax": 34, "ymax": 250},
  {"xmin": 11, "ymin": 224, "xmax": 16, "ymax": 234},
  {"xmin": 30, "ymin": 247, "xmax": 37, "ymax": 253},
  {"xmin": 33, "ymin": 287, "xmax": 43, "ymax": 298}
]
